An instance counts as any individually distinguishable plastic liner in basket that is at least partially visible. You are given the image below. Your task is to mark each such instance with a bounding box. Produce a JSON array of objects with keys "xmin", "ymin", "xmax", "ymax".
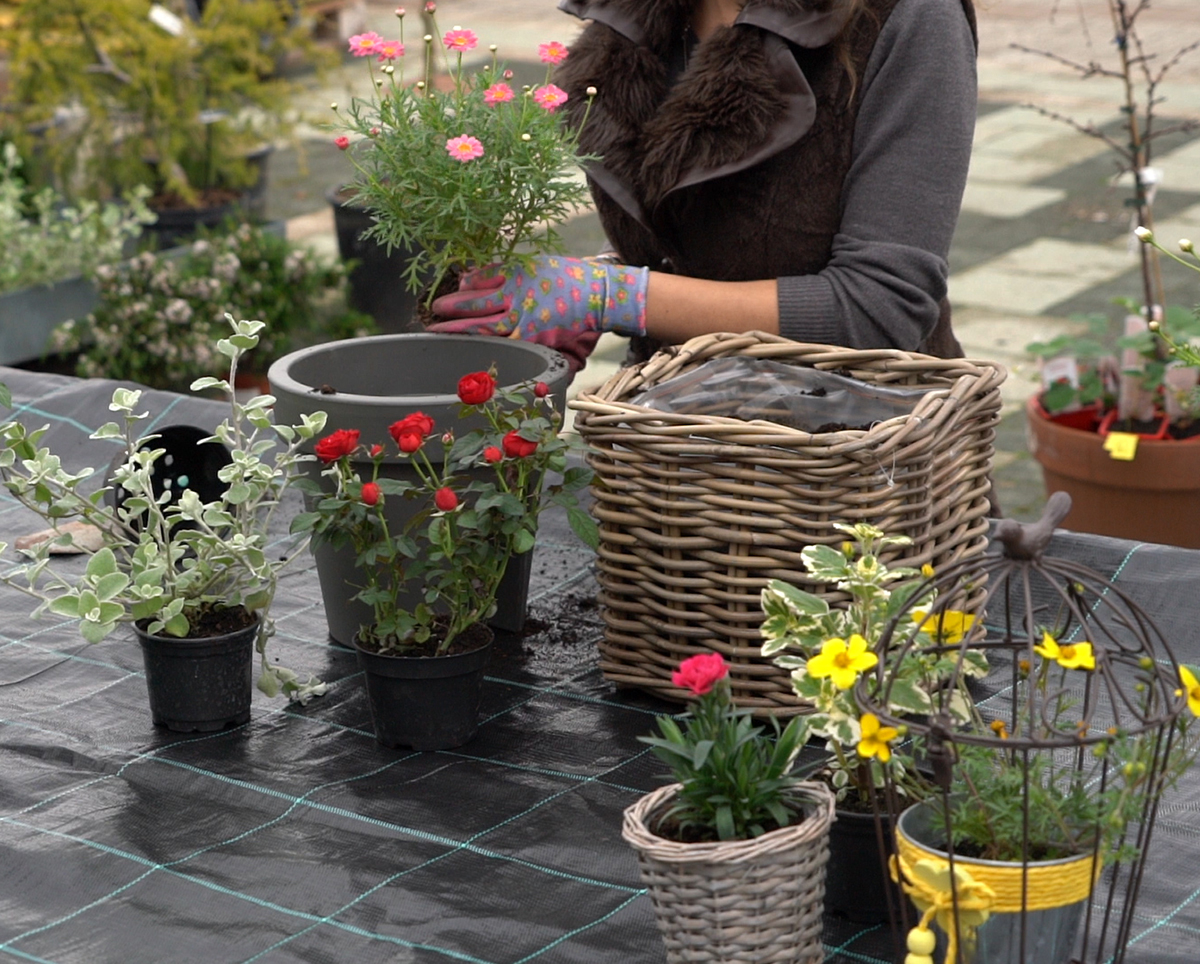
[{"xmin": 628, "ymin": 356, "xmax": 932, "ymax": 433}]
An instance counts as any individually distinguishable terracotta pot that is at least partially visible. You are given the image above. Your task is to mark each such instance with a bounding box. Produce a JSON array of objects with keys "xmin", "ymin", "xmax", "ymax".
[{"xmin": 1025, "ymin": 396, "xmax": 1200, "ymax": 547}]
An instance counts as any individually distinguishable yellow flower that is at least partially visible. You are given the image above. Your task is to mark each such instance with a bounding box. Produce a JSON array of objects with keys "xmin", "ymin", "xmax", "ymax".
[
  {"xmin": 1180, "ymin": 665, "xmax": 1200, "ymax": 717},
  {"xmin": 912, "ymin": 609, "xmax": 975, "ymax": 645},
  {"xmin": 1033, "ymin": 631, "xmax": 1096, "ymax": 671},
  {"xmin": 921, "ymin": 563, "xmax": 936, "ymax": 579},
  {"xmin": 857, "ymin": 713, "xmax": 899, "ymax": 762},
  {"xmin": 806, "ymin": 634, "xmax": 878, "ymax": 690},
  {"xmin": 989, "ymin": 718, "xmax": 1009, "ymax": 740}
]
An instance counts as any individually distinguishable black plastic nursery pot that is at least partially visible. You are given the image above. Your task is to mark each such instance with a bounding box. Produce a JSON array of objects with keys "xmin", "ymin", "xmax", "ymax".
[
  {"xmin": 327, "ymin": 185, "xmax": 424, "ymax": 333},
  {"xmin": 355, "ymin": 632, "xmax": 493, "ymax": 751},
  {"xmin": 135, "ymin": 617, "xmax": 257, "ymax": 733},
  {"xmin": 824, "ymin": 806, "xmax": 905, "ymax": 925},
  {"xmin": 268, "ymin": 333, "xmax": 572, "ymax": 644}
]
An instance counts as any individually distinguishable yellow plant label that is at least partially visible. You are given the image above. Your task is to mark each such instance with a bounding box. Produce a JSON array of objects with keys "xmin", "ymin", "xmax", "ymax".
[{"xmin": 1103, "ymin": 432, "xmax": 1139, "ymax": 461}]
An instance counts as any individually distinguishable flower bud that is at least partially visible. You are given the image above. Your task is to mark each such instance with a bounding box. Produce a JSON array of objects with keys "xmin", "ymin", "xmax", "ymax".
[
  {"xmin": 1139, "ymin": 656, "xmax": 1155, "ymax": 670},
  {"xmin": 1149, "ymin": 320, "xmax": 1160, "ymax": 331},
  {"xmin": 424, "ymin": 34, "xmax": 433, "ymax": 43},
  {"xmin": 921, "ymin": 563, "xmax": 935, "ymax": 579},
  {"xmin": 424, "ymin": 0, "xmax": 435, "ymax": 11},
  {"xmin": 383, "ymin": 64, "xmax": 395, "ymax": 75},
  {"xmin": 361, "ymin": 481, "xmax": 381, "ymax": 506},
  {"xmin": 1181, "ymin": 238, "xmax": 1195, "ymax": 253},
  {"xmin": 369, "ymin": 444, "xmax": 384, "ymax": 458},
  {"xmin": 484, "ymin": 445, "xmax": 503, "ymax": 464},
  {"xmin": 441, "ymin": 431, "xmax": 454, "ymax": 445},
  {"xmin": 534, "ymin": 381, "xmax": 549, "ymax": 398},
  {"xmin": 395, "ymin": 7, "xmax": 405, "ymax": 16},
  {"xmin": 841, "ymin": 541, "xmax": 854, "ymax": 557},
  {"xmin": 330, "ymin": 102, "xmax": 339, "ymax": 110},
  {"xmin": 586, "ymin": 86, "xmax": 597, "ymax": 96},
  {"xmin": 416, "ymin": 81, "xmax": 426, "ymax": 89},
  {"xmin": 489, "ymin": 44, "xmax": 497, "ymax": 52},
  {"xmin": 503, "ymin": 69, "xmax": 513, "ymax": 79},
  {"xmin": 434, "ymin": 487, "xmax": 458, "ymax": 512},
  {"xmin": 369, "ymin": 126, "xmax": 381, "ymax": 137},
  {"xmin": 1134, "ymin": 226, "xmax": 1153, "ymax": 242},
  {"xmin": 521, "ymin": 133, "xmax": 531, "ymax": 141},
  {"xmin": 334, "ymin": 135, "xmax": 350, "ymax": 151}
]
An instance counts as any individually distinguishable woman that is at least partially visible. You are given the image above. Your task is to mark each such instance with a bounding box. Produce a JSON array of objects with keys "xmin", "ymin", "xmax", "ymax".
[{"xmin": 430, "ymin": 0, "xmax": 977, "ymax": 372}]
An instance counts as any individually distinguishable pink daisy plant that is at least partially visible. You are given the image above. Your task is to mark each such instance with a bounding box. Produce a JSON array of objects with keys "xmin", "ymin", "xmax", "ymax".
[
  {"xmin": 443, "ymin": 28, "xmax": 478, "ymax": 51},
  {"xmin": 483, "ymin": 82, "xmax": 515, "ymax": 106},
  {"xmin": 532, "ymin": 84, "xmax": 568, "ymax": 112},
  {"xmin": 375, "ymin": 39, "xmax": 404, "ymax": 61},
  {"xmin": 537, "ymin": 41, "xmax": 569, "ymax": 66},
  {"xmin": 347, "ymin": 32, "xmax": 383, "ymax": 57},
  {"xmin": 446, "ymin": 135, "xmax": 485, "ymax": 163}
]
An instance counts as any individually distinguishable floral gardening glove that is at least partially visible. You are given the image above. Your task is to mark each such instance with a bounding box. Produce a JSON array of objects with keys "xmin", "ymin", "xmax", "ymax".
[{"xmin": 427, "ymin": 255, "xmax": 649, "ymax": 373}]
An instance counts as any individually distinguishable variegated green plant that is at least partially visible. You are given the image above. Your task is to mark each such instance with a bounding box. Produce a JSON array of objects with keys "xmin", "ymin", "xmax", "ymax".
[
  {"xmin": 760, "ymin": 522, "xmax": 987, "ymax": 803},
  {"xmin": 0, "ymin": 315, "xmax": 328, "ymax": 704}
]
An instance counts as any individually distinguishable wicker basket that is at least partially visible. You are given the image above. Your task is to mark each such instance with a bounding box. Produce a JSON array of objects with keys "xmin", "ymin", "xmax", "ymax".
[
  {"xmin": 622, "ymin": 781, "xmax": 835, "ymax": 964},
  {"xmin": 571, "ymin": 332, "xmax": 1006, "ymax": 714}
]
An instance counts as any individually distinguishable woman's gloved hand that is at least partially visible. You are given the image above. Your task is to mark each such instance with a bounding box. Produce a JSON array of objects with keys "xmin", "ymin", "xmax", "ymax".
[{"xmin": 426, "ymin": 255, "xmax": 649, "ymax": 372}]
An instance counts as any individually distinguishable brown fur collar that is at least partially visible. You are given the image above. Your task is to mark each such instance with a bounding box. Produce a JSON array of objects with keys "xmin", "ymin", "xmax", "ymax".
[{"xmin": 557, "ymin": 0, "xmax": 854, "ymax": 217}]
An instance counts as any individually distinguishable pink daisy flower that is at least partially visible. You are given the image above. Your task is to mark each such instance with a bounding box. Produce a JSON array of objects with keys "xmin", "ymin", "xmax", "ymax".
[
  {"xmin": 348, "ymin": 32, "xmax": 383, "ymax": 57},
  {"xmin": 532, "ymin": 84, "xmax": 569, "ymax": 111},
  {"xmin": 375, "ymin": 39, "xmax": 404, "ymax": 61},
  {"xmin": 538, "ymin": 41, "xmax": 569, "ymax": 66},
  {"xmin": 446, "ymin": 135, "xmax": 485, "ymax": 163},
  {"xmin": 483, "ymin": 82, "xmax": 515, "ymax": 105},
  {"xmin": 443, "ymin": 29, "xmax": 478, "ymax": 51}
]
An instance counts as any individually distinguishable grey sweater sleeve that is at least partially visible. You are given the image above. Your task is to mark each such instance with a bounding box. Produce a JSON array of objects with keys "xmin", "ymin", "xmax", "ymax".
[{"xmin": 776, "ymin": 0, "xmax": 977, "ymax": 350}]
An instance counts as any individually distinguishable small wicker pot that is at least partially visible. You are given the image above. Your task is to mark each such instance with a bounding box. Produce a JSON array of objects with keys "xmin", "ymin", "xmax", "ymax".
[
  {"xmin": 622, "ymin": 781, "xmax": 836, "ymax": 964},
  {"xmin": 572, "ymin": 333, "xmax": 1005, "ymax": 713}
]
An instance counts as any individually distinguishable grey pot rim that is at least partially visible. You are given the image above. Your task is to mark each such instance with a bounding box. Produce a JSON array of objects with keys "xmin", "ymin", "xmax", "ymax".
[
  {"xmin": 267, "ymin": 333, "xmax": 568, "ymax": 410},
  {"xmin": 896, "ymin": 799, "xmax": 1095, "ymax": 872}
]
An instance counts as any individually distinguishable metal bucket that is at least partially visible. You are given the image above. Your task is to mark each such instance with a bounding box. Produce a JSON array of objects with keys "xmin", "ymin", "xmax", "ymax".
[{"xmin": 896, "ymin": 801, "xmax": 1090, "ymax": 964}]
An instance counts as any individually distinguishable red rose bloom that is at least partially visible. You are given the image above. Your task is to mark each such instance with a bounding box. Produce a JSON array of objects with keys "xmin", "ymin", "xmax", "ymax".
[
  {"xmin": 389, "ymin": 412, "xmax": 434, "ymax": 451},
  {"xmin": 314, "ymin": 428, "xmax": 360, "ymax": 463},
  {"xmin": 533, "ymin": 381, "xmax": 549, "ymax": 398},
  {"xmin": 483, "ymin": 445, "xmax": 503, "ymax": 464},
  {"xmin": 457, "ymin": 371, "xmax": 496, "ymax": 406},
  {"xmin": 671, "ymin": 653, "xmax": 728, "ymax": 696},
  {"xmin": 361, "ymin": 481, "xmax": 381, "ymax": 506},
  {"xmin": 502, "ymin": 430, "xmax": 537, "ymax": 459},
  {"xmin": 434, "ymin": 487, "xmax": 458, "ymax": 512}
]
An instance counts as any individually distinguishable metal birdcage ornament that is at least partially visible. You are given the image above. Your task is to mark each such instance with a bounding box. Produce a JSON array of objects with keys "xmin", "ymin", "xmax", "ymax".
[{"xmin": 856, "ymin": 493, "xmax": 1194, "ymax": 964}]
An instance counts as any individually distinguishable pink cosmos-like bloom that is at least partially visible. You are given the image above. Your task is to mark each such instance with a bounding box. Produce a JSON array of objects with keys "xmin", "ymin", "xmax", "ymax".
[
  {"xmin": 375, "ymin": 40, "xmax": 404, "ymax": 61},
  {"xmin": 533, "ymin": 84, "xmax": 568, "ymax": 111},
  {"xmin": 483, "ymin": 82, "xmax": 515, "ymax": 106},
  {"xmin": 334, "ymin": 136, "xmax": 350, "ymax": 151},
  {"xmin": 443, "ymin": 29, "xmax": 478, "ymax": 51},
  {"xmin": 446, "ymin": 135, "xmax": 484, "ymax": 163},
  {"xmin": 348, "ymin": 32, "xmax": 383, "ymax": 56},
  {"xmin": 538, "ymin": 41, "xmax": 569, "ymax": 66},
  {"xmin": 672, "ymin": 653, "xmax": 729, "ymax": 696}
]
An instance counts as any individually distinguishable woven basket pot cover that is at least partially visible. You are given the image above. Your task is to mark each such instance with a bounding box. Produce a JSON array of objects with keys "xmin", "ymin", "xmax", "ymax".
[
  {"xmin": 571, "ymin": 332, "xmax": 1006, "ymax": 714},
  {"xmin": 622, "ymin": 781, "xmax": 837, "ymax": 964}
]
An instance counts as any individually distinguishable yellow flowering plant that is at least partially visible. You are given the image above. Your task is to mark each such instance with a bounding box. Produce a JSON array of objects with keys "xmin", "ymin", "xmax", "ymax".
[{"xmin": 760, "ymin": 523, "xmax": 988, "ymax": 805}]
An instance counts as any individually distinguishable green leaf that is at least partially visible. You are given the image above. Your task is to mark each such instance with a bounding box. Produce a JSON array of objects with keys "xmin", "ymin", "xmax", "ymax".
[
  {"xmin": 764, "ymin": 580, "xmax": 829, "ymax": 616},
  {"xmin": 692, "ymin": 739, "xmax": 714, "ymax": 771},
  {"xmin": 887, "ymin": 677, "xmax": 933, "ymax": 715},
  {"xmin": 85, "ymin": 548, "xmax": 118, "ymax": 579},
  {"xmin": 802, "ymin": 544, "xmax": 848, "ymax": 581},
  {"xmin": 512, "ymin": 528, "xmax": 536, "ymax": 555},
  {"xmin": 80, "ymin": 619, "xmax": 115, "ymax": 644},
  {"xmin": 93, "ymin": 571, "xmax": 130, "ymax": 601},
  {"xmin": 0, "ymin": 383, "xmax": 10, "ymax": 410},
  {"xmin": 89, "ymin": 422, "xmax": 124, "ymax": 441},
  {"xmin": 566, "ymin": 506, "xmax": 599, "ymax": 550},
  {"xmin": 47, "ymin": 596, "xmax": 80, "ymax": 618},
  {"xmin": 163, "ymin": 613, "xmax": 190, "ymax": 637},
  {"xmin": 190, "ymin": 377, "xmax": 225, "ymax": 392}
]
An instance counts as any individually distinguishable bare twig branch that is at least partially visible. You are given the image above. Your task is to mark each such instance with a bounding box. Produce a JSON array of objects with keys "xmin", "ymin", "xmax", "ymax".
[
  {"xmin": 1146, "ymin": 121, "xmax": 1200, "ymax": 142},
  {"xmin": 1019, "ymin": 104, "xmax": 1134, "ymax": 163},
  {"xmin": 1009, "ymin": 43, "xmax": 1124, "ymax": 80},
  {"xmin": 1154, "ymin": 40, "xmax": 1200, "ymax": 84}
]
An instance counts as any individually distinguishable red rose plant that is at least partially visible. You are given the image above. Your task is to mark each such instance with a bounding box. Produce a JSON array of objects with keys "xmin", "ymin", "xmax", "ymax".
[{"xmin": 291, "ymin": 369, "xmax": 597, "ymax": 655}]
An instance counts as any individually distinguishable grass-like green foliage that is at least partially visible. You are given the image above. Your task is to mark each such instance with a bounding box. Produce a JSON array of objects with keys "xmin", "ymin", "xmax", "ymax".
[
  {"xmin": 641, "ymin": 678, "xmax": 808, "ymax": 842},
  {"xmin": 8, "ymin": 0, "xmax": 314, "ymax": 205},
  {"xmin": 337, "ymin": 16, "xmax": 594, "ymax": 303}
]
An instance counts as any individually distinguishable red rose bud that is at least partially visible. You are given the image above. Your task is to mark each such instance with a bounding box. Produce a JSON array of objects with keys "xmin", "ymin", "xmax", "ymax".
[
  {"xmin": 457, "ymin": 371, "xmax": 496, "ymax": 405},
  {"xmin": 441, "ymin": 431, "xmax": 454, "ymax": 445},
  {"xmin": 502, "ymin": 430, "xmax": 538, "ymax": 459},
  {"xmin": 389, "ymin": 412, "xmax": 434, "ymax": 448},
  {"xmin": 533, "ymin": 381, "xmax": 549, "ymax": 398},
  {"xmin": 434, "ymin": 487, "xmax": 458, "ymax": 512},
  {"xmin": 335, "ymin": 135, "xmax": 350, "ymax": 151},
  {"xmin": 314, "ymin": 428, "xmax": 360, "ymax": 463},
  {"xmin": 397, "ymin": 432, "xmax": 422, "ymax": 453},
  {"xmin": 483, "ymin": 445, "xmax": 503, "ymax": 464},
  {"xmin": 361, "ymin": 481, "xmax": 381, "ymax": 506},
  {"xmin": 671, "ymin": 653, "xmax": 729, "ymax": 696},
  {"xmin": 369, "ymin": 444, "xmax": 384, "ymax": 458}
]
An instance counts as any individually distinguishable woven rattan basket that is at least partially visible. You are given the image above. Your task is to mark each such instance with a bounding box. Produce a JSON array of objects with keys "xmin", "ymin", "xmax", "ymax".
[
  {"xmin": 622, "ymin": 781, "xmax": 835, "ymax": 964},
  {"xmin": 571, "ymin": 332, "xmax": 1005, "ymax": 714}
]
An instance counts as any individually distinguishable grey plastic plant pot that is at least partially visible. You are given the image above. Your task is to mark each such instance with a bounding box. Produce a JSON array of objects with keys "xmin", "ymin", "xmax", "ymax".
[
  {"xmin": 896, "ymin": 801, "xmax": 1091, "ymax": 964},
  {"xmin": 268, "ymin": 333, "xmax": 572, "ymax": 643}
]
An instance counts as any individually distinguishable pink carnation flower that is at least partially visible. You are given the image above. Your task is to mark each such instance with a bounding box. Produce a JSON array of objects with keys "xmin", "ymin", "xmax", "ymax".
[
  {"xmin": 375, "ymin": 39, "xmax": 404, "ymax": 61},
  {"xmin": 348, "ymin": 32, "xmax": 383, "ymax": 57},
  {"xmin": 483, "ymin": 82, "xmax": 515, "ymax": 105},
  {"xmin": 538, "ymin": 41, "xmax": 569, "ymax": 66},
  {"xmin": 443, "ymin": 29, "xmax": 478, "ymax": 51},
  {"xmin": 446, "ymin": 135, "xmax": 485, "ymax": 163},
  {"xmin": 532, "ymin": 84, "xmax": 569, "ymax": 112}
]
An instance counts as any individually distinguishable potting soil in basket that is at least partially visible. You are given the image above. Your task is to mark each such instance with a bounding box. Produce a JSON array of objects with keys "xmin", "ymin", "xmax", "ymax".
[{"xmin": 630, "ymin": 357, "xmax": 932, "ymax": 433}]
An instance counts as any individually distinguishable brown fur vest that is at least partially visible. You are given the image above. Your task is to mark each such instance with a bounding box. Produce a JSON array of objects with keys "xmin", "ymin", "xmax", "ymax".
[{"xmin": 556, "ymin": 0, "xmax": 977, "ymax": 357}]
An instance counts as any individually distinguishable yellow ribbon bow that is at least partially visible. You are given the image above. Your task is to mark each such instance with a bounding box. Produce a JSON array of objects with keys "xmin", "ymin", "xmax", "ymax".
[{"xmin": 891, "ymin": 855, "xmax": 996, "ymax": 964}]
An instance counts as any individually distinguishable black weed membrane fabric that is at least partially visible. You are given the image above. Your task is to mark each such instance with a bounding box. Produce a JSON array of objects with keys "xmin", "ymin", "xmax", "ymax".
[{"xmin": 0, "ymin": 369, "xmax": 1198, "ymax": 963}]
